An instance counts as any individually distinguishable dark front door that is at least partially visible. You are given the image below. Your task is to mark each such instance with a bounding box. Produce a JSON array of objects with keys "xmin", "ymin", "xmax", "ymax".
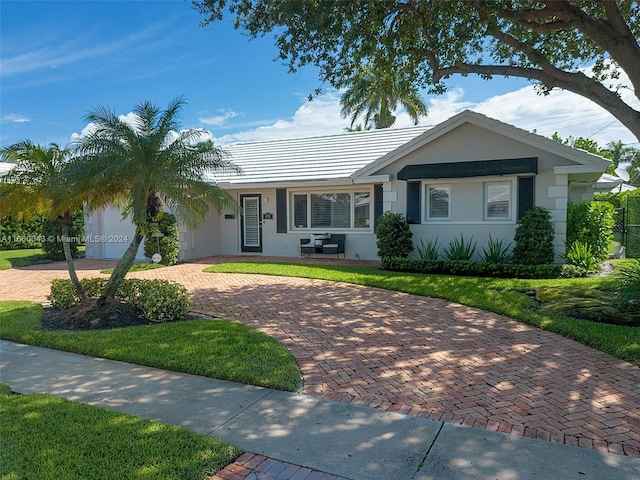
[{"xmin": 240, "ymin": 194, "xmax": 262, "ymax": 253}]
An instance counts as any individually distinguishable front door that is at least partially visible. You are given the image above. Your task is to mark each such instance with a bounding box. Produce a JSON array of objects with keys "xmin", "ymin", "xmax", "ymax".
[{"xmin": 240, "ymin": 194, "xmax": 262, "ymax": 253}]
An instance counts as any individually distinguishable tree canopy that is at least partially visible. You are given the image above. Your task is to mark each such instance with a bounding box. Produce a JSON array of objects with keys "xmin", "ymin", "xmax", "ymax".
[
  {"xmin": 69, "ymin": 97, "xmax": 241, "ymax": 302},
  {"xmin": 194, "ymin": 0, "xmax": 640, "ymax": 141},
  {"xmin": 338, "ymin": 61, "xmax": 428, "ymax": 129}
]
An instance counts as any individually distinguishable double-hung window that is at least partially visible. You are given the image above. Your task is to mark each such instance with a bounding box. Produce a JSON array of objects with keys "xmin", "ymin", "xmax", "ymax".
[
  {"xmin": 291, "ymin": 190, "xmax": 371, "ymax": 230},
  {"xmin": 485, "ymin": 182, "xmax": 511, "ymax": 219},
  {"xmin": 426, "ymin": 185, "xmax": 450, "ymax": 220}
]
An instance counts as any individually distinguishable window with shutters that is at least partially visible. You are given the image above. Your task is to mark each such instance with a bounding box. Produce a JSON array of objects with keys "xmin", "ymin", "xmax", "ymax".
[
  {"xmin": 484, "ymin": 182, "xmax": 512, "ymax": 220},
  {"xmin": 425, "ymin": 185, "xmax": 450, "ymax": 220},
  {"xmin": 291, "ymin": 190, "xmax": 371, "ymax": 230}
]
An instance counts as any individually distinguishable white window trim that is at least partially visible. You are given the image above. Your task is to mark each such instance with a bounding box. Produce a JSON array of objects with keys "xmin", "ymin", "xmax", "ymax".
[
  {"xmin": 424, "ymin": 184, "xmax": 451, "ymax": 221},
  {"xmin": 484, "ymin": 180, "xmax": 513, "ymax": 221},
  {"xmin": 289, "ymin": 188, "xmax": 373, "ymax": 231}
]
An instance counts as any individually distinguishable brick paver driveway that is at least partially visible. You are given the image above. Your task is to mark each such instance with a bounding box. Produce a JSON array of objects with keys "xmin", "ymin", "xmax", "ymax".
[{"xmin": 2, "ymin": 256, "xmax": 639, "ymax": 457}]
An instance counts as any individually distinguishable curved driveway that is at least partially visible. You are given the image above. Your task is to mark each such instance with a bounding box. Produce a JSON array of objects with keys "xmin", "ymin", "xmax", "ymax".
[{"xmin": 1, "ymin": 256, "xmax": 639, "ymax": 457}]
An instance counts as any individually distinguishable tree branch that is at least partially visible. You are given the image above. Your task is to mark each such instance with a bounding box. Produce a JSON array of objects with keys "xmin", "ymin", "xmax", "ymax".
[{"xmin": 431, "ymin": 62, "xmax": 640, "ymax": 140}]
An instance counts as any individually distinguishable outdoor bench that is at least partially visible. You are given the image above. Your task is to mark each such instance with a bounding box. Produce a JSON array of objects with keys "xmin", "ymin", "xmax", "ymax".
[{"xmin": 299, "ymin": 233, "xmax": 346, "ymax": 258}]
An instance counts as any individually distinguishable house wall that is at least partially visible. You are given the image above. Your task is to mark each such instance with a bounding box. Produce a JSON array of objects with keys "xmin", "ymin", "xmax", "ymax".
[
  {"xmin": 373, "ymin": 124, "xmax": 586, "ymax": 261},
  {"xmin": 211, "ymin": 188, "xmax": 379, "ymax": 260}
]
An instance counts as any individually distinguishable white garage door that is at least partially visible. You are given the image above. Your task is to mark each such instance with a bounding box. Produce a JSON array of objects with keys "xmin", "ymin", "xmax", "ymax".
[{"xmin": 101, "ymin": 207, "xmax": 145, "ymax": 260}]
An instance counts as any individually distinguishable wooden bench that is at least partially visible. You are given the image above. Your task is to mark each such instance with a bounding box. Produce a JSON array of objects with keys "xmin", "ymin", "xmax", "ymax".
[{"xmin": 300, "ymin": 233, "xmax": 346, "ymax": 258}]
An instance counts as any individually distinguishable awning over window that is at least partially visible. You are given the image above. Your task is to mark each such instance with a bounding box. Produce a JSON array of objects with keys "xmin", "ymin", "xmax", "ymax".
[{"xmin": 397, "ymin": 157, "xmax": 538, "ymax": 180}]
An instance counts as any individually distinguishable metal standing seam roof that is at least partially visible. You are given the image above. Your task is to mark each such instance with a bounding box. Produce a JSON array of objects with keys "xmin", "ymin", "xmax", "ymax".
[{"xmin": 209, "ymin": 126, "xmax": 431, "ymax": 185}]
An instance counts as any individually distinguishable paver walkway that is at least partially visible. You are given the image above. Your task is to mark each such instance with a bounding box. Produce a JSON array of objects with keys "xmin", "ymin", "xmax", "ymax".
[{"xmin": 2, "ymin": 256, "xmax": 640, "ymax": 462}]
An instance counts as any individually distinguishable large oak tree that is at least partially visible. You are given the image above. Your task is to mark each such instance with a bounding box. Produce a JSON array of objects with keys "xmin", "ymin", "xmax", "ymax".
[{"xmin": 194, "ymin": 0, "xmax": 640, "ymax": 141}]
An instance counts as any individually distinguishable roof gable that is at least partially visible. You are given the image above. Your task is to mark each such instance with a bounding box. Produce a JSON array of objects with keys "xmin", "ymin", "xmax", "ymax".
[{"xmin": 352, "ymin": 110, "xmax": 610, "ymax": 179}]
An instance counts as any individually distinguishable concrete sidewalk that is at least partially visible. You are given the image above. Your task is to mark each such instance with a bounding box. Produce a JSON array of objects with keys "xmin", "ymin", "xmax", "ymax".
[{"xmin": 1, "ymin": 340, "xmax": 639, "ymax": 480}]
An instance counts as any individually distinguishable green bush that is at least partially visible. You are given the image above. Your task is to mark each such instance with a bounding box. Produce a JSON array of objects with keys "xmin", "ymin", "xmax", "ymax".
[
  {"xmin": 562, "ymin": 241, "xmax": 598, "ymax": 276},
  {"xmin": 381, "ymin": 257, "xmax": 562, "ymax": 279},
  {"xmin": 481, "ymin": 235, "xmax": 512, "ymax": 264},
  {"xmin": 617, "ymin": 259, "xmax": 640, "ymax": 312},
  {"xmin": 444, "ymin": 235, "xmax": 477, "ymax": 262},
  {"xmin": 512, "ymin": 207, "xmax": 555, "ymax": 265},
  {"xmin": 48, "ymin": 278, "xmax": 190, "ymax": 322},
  {"xmin": 375, "ymin": 211, "xmax": 413, "ymax": 258},
  {"xmin": 416, "ymin": 238, "xmax": 439, "ymax": 261},
  {"xmin": 0, "ymin": 215, "xmax": 45, "ymax": 250},
  {"xmin": 143, "ymin": 213, "xmax": 180, "ymax": 266},
  {"xmin": 567, "ymin": 201, "xmax": 614, "ymax": 263}
]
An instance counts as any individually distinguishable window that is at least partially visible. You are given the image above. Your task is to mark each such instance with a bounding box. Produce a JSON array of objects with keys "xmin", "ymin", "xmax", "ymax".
[
  {"xmin": 354, "ymin": 192, "xmax": 370, "ymax": 228},
  {"xmin": 291, "ymin": 190, "xmax": 371, "ymax": 230},
  {"xmin": 485, "ymin": 182, "xmax": 511, "ymax": 219},
  {"xmin": 293, "ymin": 194, "xmax": 308, "ymax": 228},
  {"xmin": 426, "ymin": 185, "xmax": 450, "ymax": 219},
  {"xmin": 311, "ymin": 193, "xmax": 350, "ymax": 228}
]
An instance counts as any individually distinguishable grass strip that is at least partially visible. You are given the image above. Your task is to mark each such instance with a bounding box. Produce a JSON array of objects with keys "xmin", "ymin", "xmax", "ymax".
[
  {"xmin": 0, "ymin": 384, "xmax": 240, "ymax": 480},
  {"xmin": 100, "ymin": 262, "xmax": 166, "ymax": 274},
  {"xmin": 0, "ymin": 248, "xmax": 52, "ymax": 270},
  {"xmin": 203, "ymin": 262, "xmax": 640, "ymax": 366},
  {"xmin": 0, "ymin": 301, "xmax": 301, "ymax": 392}
]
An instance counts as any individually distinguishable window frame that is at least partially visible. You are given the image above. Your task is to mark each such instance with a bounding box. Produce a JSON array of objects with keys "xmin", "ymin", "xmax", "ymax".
[
  {"xmin": 290, "ymin": 188, "xmax": 373, "ymax": 231},
  {"xmin": 424, "ymin": 184, "xmax": 451, "ymax": 221},
  {"xmin": 484, "ymin": 181, "xmax": 513, "ymax": 221}
]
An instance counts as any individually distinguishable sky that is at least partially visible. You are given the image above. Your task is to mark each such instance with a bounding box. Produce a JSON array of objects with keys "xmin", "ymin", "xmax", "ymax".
[{"xmin": 1, "ymin": 0, "xmax": 639, "ymax": 151}]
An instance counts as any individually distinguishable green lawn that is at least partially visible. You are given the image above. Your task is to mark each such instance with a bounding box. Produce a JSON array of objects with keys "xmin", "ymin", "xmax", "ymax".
[
  {"xmin": 204, "ymin": 261, "xmax": 640, "ymax": 366},
  {"xmin": 0, "ymin": 248, "xmax": 52, "ymax": 269},
  {"xmin": 0, "ymin": 383, "xmax": 240, "ymax": 480},
  {"xmin": 0, "ymin": 247, "xmax": 86, "ymax": 270},
  {"xmin": 101, "ymin": 262, "xmax": 166, "ymax": 274},
  {"xmin": 0, "ymin": 301, "xmax": 301, "ymax": 392}
]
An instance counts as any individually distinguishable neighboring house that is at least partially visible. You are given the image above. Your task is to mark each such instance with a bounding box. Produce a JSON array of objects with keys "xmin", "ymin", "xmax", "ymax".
[
  {"xmin": 594, "ymin": 173, "xmax": 637, "ymax": 194},
  {"xmin": 85, "ymin": 110, "xmax": 611, "ymax": 262}
]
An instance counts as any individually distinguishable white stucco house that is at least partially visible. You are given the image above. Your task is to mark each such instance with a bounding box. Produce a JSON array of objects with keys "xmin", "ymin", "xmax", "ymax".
[{"xmin": 84, "ymin": 110, "xmax": 611, "ymax": 262}]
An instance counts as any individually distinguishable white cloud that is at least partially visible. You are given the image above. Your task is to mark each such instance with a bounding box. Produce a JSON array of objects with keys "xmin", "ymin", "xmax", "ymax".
[
  {"xmin": 213, "ymin": 92, "xmax": 352, "ymax": 144},
  {"xmin": 214, "ymin": 73, "xmax": 638, "ymax": 147},
  {"xmin": 199, "ymin": 109, "xmax": 240, "ymax": 127},
  {"xmin": 1, "ymin": 113, "xmax": 30, "ymax": 123}
]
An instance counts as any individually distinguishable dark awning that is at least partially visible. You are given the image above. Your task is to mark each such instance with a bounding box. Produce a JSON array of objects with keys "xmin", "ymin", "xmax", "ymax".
[{"xmin": 397, "ymin": 157, "xmax": 537, "ymax": 180}]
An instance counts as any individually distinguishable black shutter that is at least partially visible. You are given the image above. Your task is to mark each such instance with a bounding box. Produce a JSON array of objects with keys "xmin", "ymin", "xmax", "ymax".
[
  {"xmin": 276, "ymin": 188, "xmax": 287, "ymax": 233},
  {"xmin": 406, "ymin": 181, "xmax": 421, "ymax": 224},
  {"xmin": 517, "ymin": 177, "xmax": 535, "ymax": 222},
  {"xmin": 373, "ymin": 184, "xmax": 383, "ymax": 231}
]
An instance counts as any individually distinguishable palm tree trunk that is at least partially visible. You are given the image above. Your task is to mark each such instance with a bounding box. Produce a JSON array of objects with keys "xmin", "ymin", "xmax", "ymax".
[
  {"xmin": 97, "ymin": 226, "xmax": 144, "ymax": 305},
  {"xmin": 60, "ymin": 211, "xmax": 86, "ymax": 299}
]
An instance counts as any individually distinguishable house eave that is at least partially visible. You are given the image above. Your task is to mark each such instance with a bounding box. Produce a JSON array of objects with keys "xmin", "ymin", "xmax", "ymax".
[{"xmin": 554, "ymin": 165, "xmax": 609, "ymax": 175}]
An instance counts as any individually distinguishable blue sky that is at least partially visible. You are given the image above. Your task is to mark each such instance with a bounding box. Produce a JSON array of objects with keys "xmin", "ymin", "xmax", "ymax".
[{"xmin": 2, "ymin": 0, "xmax": 638, "ymax": 149}]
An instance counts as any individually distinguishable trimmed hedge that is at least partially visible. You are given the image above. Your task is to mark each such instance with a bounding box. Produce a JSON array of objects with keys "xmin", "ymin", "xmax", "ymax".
[
  {"xmin": 48, "ymin": 278, "xmax": 190, "ymax": 322},
  {"xmin": 381, "ymin": 257, "xmax": 562, "ymax": 279}
]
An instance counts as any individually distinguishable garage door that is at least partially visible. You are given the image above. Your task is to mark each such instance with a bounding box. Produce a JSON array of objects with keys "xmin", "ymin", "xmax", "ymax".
[{"xmin": 101, "ymin": 207, "xmax": 145, "ymax": 260}]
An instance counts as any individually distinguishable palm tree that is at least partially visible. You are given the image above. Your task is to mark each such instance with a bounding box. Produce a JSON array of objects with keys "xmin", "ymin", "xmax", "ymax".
[
  {"xmin": 0, "ymin": 141, "xmax": 86, "ymax": 297},
  {"xmin": 68, "ymin": 97, "xmax": 241, "ymax": 304},
  {"xmin": 338, "ymin": 63, "xmax": 428, "ymax": 130}
]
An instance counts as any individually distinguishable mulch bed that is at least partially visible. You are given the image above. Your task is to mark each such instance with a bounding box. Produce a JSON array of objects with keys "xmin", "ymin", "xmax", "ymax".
[{"xmin": 41, "ymin": 299, "xmax": 153, "ymax": 331}]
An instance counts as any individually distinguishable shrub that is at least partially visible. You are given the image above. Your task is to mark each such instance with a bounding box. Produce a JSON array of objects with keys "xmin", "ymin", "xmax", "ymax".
[
  {"xmin": 562, "ymin": 241, "xmax": 598, "ymax": 276},
  {"xmin": 617, "ymin": 259, "xmax": 640, "ymax": 312},
  {"xmin": 380, "ymin": 257, "xmax": 562, "ymax": 279},
  {"xmin": 512, "ymin": 207, "xmax": 555, "ymax": 265},
  {"xmin": 480, "ymin": 235, "xmax": 512, "ymax": 264},
  {"xmin": 143, "ymin": 213, "xmax": 180, "ymax": 265},
  {"xmin": 444, "ymin": 235, "xmax": 476, "ymax": 262},
  {"xmin": 416, "ymin": 238, "xmax": 439, "ymax": 261},
  {"xmin": 375, "ymin": 212, "xmax": 413, "ymax": 258},
  {"xmin": 566, "ymin": 201, "xmax": 614, "ymax": 263},
  {"xmin": 0, "ymin": 215, "xmax": 45, "ymax": 250},
  {"xmin": 48, "ymin": 278, "xmax": 190, "ymax": 322},
  {"xmin": 42, "ymin": 219, "xmax": 78, "ymax": 261}
]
